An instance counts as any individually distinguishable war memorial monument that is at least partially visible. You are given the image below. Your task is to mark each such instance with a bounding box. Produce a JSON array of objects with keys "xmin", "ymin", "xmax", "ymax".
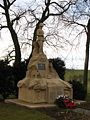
[{"xmin": 17, "ymin": 23, "xmax": 73, "ymax": 104}]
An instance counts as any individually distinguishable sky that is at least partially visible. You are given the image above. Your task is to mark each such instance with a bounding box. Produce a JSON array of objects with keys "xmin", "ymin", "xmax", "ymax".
[
  {"xmin": 0, "ymin": 27, "xmax": 89, "ymax": 69},
  {"xmin": 0, "ymin": 0, "xmax": 90, "ymax": 70}
]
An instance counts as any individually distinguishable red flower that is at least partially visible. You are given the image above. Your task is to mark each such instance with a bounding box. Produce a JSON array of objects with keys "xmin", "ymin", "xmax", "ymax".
[
  {"xmin": 66, "ymin": 102, "xmax": 77, "ymax": 109},
  {"xmin": 64, "ymin": 99, "xmax": 69, "ymax": 103}
]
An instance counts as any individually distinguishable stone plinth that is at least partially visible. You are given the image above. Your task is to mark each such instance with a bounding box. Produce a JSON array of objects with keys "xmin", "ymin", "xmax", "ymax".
[
  {"xmin": 18, "ymin": 87, "xmax": 46, "ymax": 103},
  {"xmin": 17, "ymin": 23, "xmax": 73, "ymax": 104},
  {"xmin": 17, "ymin": 53, "xmax": 72, "ymax": 103}
]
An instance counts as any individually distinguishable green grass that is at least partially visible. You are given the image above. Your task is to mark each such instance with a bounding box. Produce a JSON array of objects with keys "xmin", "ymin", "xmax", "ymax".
[
  {"xmin": 65, "ymin": 69, "xmax": 90, "ymax": 81},
  {"xmin": 0, "ymin": 102, "xmax": 55, "ymax": 120}
]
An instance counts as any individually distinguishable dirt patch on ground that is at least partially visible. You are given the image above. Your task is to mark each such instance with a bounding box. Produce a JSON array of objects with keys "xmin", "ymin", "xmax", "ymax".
[
  {"xmin": 36, "ymin": 106, "xmax": 90, "ymax": 120},
  {"xmin": 79, "ymin": 101, "xmax": 90, "ymax": 110}
]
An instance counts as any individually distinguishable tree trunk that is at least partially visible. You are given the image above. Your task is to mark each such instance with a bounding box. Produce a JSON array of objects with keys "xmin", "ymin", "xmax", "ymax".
[
  {"xmin": 9, "ymin": 27, "xmax": 21, "ymax": 66},
  {"xmin": 83, "ymin": 19, "xmax": 90, "ymax": 98},
  {"xmin": 3, "ymin": 0, "xmax": 21, "ymax": 66}
]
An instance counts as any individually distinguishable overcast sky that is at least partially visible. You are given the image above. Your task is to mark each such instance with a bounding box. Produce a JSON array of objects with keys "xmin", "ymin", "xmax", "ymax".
[{"xmin": 0, "ymin": 0, "xmax": 90, "ymax": 70}]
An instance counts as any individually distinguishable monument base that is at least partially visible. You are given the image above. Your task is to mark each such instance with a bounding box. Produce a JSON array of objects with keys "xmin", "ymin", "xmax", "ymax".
[
  {"xmin": 18, "ymin": 78, "xmax": 73, "ymax": 104},
  {"xmin": 5, "ymin": 99, "xmax": 56, "ymax": 108},
  {"xmin": 18, "ymin": 87, "xmax": 46, "ymax": 103}
]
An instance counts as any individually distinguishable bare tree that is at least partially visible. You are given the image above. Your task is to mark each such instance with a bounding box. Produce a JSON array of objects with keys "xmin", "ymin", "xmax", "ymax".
[
  {"xmin": 0, "ymin": 0, "xmax": 75, "ymax": 63},
  {"xmin": 59, "ymin": 0, "xmax": 90, "ymax": 97},
  {"xmin": 0, "ymin": 0, "xmax": 26, "ymax": 66},
  {"xmin": 0, "ymin": 0, "xmax": 80, "ymax": 67}
]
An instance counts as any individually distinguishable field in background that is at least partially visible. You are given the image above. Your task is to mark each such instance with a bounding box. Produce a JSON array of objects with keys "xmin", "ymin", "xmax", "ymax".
[
  {"xmin": 65, "ymin": 69, "xmax": 90, "ymax": 81},
  {"xmin": 65, "ymin": 69, "xmax": 90, "ymax": 95}
]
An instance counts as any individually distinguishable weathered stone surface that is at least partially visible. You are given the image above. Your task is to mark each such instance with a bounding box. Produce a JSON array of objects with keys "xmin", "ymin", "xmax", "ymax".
[{"xmin": 17, "ymin": 23, "xmax": 73, "ymax": 103}]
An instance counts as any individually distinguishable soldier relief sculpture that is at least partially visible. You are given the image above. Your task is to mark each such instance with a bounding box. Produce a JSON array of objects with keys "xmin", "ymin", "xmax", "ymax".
[{"xmin": 17, "ymin": 23, "xmax": 73, "ymax": 103}]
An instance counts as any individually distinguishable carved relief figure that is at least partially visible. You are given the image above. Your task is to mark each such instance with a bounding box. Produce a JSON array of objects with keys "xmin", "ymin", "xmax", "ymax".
[{"xmin": 32, "ymin": 41, "xmax": 39, "ymax": 55}]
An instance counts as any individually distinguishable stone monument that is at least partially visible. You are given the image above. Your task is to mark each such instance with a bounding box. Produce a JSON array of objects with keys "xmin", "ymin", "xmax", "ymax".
[{"xmin": 17, "ymin": 23, "xmax": 73, "ymax": 103}]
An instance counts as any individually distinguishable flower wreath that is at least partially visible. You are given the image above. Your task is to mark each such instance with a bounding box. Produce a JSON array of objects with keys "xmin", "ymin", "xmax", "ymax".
[{"xmin": 55, "ymin": 95, "xmax": 77, "ymax": 109}]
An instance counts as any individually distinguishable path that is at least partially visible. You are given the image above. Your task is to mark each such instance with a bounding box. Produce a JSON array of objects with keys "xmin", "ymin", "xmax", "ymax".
[{"xmin": 74, "ymin": 108, "xmax": 90, "ymax": 116}]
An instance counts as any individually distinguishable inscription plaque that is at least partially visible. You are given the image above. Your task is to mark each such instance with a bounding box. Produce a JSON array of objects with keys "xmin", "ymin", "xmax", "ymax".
[{"xmin": 37, "ymin": 63, "xmax": 45, "ymax": 70}]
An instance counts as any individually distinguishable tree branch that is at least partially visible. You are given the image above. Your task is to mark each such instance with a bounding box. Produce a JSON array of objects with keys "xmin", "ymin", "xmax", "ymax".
[
  {"xmin": 11, "ymin": 10, "xmax": 27, "ymax": 25},
  {"xmin": 63, "ymin": 18, "xmax": 86, "ymax": 28},
  {"xmin": 7, "ymin": 0, "xmax": 16, "ymax": 8},
  {"xmin": 7, "ymin": 0, "xmax": 10, "ymax": 5},
  {"xmin": 40, "ymin": 0, "xmax": 50, "ymax": 22},
  {"xmin": 49, "ymin": 1, "xmax": 74, "ymax": 17},
  {"xmin": 9, "ymin": 0, "xmax": 16, "ymax": 6},
  {"xmin": 0, "ymin": 4, "xmax": 5, "ymax": 9},
  {"xmin": 50, "ymin": 2, "xmax": 64, "ymax": 9},
  {"xmin": 29, "ymin": 9, "xmax": 39, "ymax": 21},
  {"xmin": 0, "ymin": 24, "xmax": 7, "ymax": 30}
]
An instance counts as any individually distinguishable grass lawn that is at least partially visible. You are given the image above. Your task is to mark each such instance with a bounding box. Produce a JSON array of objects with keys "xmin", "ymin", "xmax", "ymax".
[
  {"xmin": 0, "ymin": 102, "xmax": 55, "ymax": 120},
  {"xmin": 0, "ymin": 102, "xmax": 90, "ymax": 120}
]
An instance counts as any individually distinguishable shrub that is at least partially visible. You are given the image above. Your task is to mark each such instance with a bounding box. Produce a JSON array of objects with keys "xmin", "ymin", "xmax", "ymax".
[
  {"xmin": 13, "ymin": 61, "xmax": 27, "ymax": 97},
  {"xmin": 49, "ymin": 58, "xmax": 66, "ymax": 80},
  {"xmin": 69, "ymin": 80, "xmax": 86, "ymax": 100},
  {"xmin": 0, "ymin": 60, "xmax": 14, "ymax": 100}
]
